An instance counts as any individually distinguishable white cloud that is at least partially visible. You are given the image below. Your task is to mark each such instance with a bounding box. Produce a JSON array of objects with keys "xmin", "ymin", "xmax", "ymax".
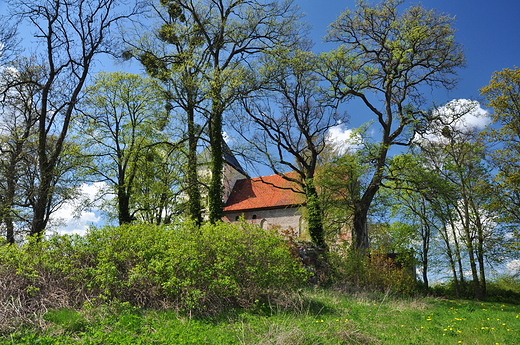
[
  {"xmin": 416, "ymin": 99, "xmax": 490, "ymax": 144},
  {"xmin": 506, "ymin": 260, "xmax": 520, "ymax": 275},
  {"xmin": 81, "ymin": 182, "xmax": 110, "ymax": 208},
  {"xmin": 326, "ymin": 122, "xmax": 363, "ymax": 155},
  {"xmin": 50, "ymin": 182, "xmax": 107, "ymax": 236},
  {"xmin": 438, "ymin": 99, "xmax": 490, "ymax": 129},
  {"xmin": 51, "ymin": 206, "xmax": 99, "ymax": 236},
  {"xmin": 328, "ymin": 124, "xmax": 353, "ymax": 144}
]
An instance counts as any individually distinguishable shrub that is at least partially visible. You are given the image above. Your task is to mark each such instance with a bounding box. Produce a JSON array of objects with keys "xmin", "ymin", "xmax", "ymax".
[
  {"xmin": 0, "ymin": 220, "xmax": 309, "ymax": 329},
  {"xmin": 489, "ymin": 274, "xmax": 520, "ymax": 294},
  {"xmin": 329, "ymin": 246, "xmax": 417, "ymax": 295},
  {"xmin": 87, "ymin": 221, "xmax": 309, "ymax": 312},
  {"xmin": 431, "ymin": 276, "xmax": 520, "ymax": 303},
  {"xmin": 0, "ymin": 234, "xmax": 94, "ymax": 333}
]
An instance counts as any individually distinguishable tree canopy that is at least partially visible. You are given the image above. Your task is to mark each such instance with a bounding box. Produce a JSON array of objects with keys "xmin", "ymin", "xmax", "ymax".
[
  {"xmin": 320, "ymin": 0, "xmax": 465, "ymax": 250},
  {"xmin": 481, "ymin": 67, "xmax": 520, "ymax": 223}
]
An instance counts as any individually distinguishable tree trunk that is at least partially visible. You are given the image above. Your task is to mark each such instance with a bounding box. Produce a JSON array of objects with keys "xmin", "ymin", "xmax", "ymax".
[
  {"xmin": 466, "ymin": 239, "xmax": 481, "ymax": 299},
  {"xmin": 462, "ymin": 214, "xmax": 481, "ymax": 299},
  {"xmin": 421, "ymin": 257, "xmax": 429, "ymax": 289},
  {"xmin": 352, "ymin": 206, "xmax": 370, "ymax": 251},
  {"xmin": 350, "ymin": 138, "xmax": 389, "ymax": 252},
  {"xmin": 421, "ymin": 230, "xmax": 429, "ymax": 289},
  {"xmin": 30, "ymin": 161, "xmax": 54, "ymax": 238},
  {"xmin": 118, "ymin": 190, "xmax": 132, "ymax": 225},
  {"xmin": 448, "ymin": 214, "xmax": 465, "ymax": 284},
  {"xmin": 31, "ymin": 193, "xmax": 50, "ymax": 238},
  {"xmin": 4, "ymin": 187, "xmax": 16, "ymax": 244},
  {"xmin": 477, "ymin": 247, "xmax": 487, "ymax": 297},
  {"xmin": 440, "ymin": 221, "xmax": 461, "ymax": 297},
  {"xmin": 305, "ymin": 182, "xmax": 325, "ymax": 248},
  {"xmin": 460, "ymin": 194, "xmax": 481, "ymax": 299},
  {"xmin": 208, "ymin": 97, "xmax": 224, "ymax": 224},
  {"xmin": 4, "ymin": 156, "xmax": 18, "ymax": 243},
  {"xmin": 448, "ymin": 257, "xmax": 461, "ymax": 297},
  {"xmin": 473, "ymin": 207, "xmax": 487, "ymax": 297},
  {"xmin": 187, "ymin": 106, "xmax": 202, "ymax": 226}
]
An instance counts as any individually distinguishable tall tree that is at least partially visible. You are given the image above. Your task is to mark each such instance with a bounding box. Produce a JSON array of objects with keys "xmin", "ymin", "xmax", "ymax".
[
  {"xmin": 0, "ymin": 59, "xmax": 83, "ymax": 242},
  {"xmin": 141, "ymin": 0, "xmax": 304, "ymax": 224},
  {"xmin": 75, "ymin": 71, "xmax": 168, "ymax": 225},
  {"xmin": 322, "ymin": 0, "xmax": 465, "ymax": 250},
  {"xmin": 124, "ymin": 1, "xmax": 211, "ymax": 226},
  {"xmin": 3, "ymin": 0, "xmax": 141, "ymax": 237},
  {"xmin": 480, "ymin": 67, "xmax": 520, "ymax": 231},
  {"xmin": 411, "ymin": 101, "xmax": 504, "ymax": 299},
  {"xmin": 0, "ymin": 61, "xmax": 40, "ymax": 242},
  {"xmin": 385, "ymin": 153, "xmax": 445, "ymax": 288},
  {"xmin": 424, "ymin": 130, "xmax": 491, "ymax": 299},
  {"xmin": 237, "ymin": 48, "xmax": 345, "ymax": 247},
  {"xmin": 130, "ymin": 144, "xmax": 185, "ymax": 224},
  {"xmin": 316, "ymin": 152, "xmax": 362, "ymax": 245}
]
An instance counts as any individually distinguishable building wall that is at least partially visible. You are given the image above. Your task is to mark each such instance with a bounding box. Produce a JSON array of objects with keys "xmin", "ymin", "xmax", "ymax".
[
  {"xmin": 222, "ymin": 164, "xmax": 246, "ymax": 203},
  {"xmin": 197, "ymin": 158, "xmax": 246, "ymax": 220},
  {"xmin": 224, "ymin": 207, "xmax": 303, "ymax": 237}
]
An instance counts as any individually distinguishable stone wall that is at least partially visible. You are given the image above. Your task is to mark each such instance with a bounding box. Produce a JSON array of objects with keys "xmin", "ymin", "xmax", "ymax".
[
  {"xmin": 224, "ymin": 207, "xmax": 303, "ymax": 236},
  {"xmin": 294, "ymin": 241, "xmax": 328, "ymax": 285}
]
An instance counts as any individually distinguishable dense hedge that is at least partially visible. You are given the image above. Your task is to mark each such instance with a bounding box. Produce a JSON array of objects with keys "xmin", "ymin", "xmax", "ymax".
[{"xmin": 0, "ymin": 222, "xmax": 309, "ymax": 332}]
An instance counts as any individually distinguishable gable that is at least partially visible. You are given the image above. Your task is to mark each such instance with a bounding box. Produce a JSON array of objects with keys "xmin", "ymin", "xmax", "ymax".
[{"xmin": 224, "ymin": 173, "xmax": 306, "ymax": 212}]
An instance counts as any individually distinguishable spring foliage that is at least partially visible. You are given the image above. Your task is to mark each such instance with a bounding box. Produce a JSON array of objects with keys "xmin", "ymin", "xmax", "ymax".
[{"xmin": 0, "ymin": 221, "xmax": 309, "ymax": 331}]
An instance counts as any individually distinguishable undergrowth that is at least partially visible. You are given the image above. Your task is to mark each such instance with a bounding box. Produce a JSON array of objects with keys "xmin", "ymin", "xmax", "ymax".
[
  {"xmin": 0, "ymin": 221, "xmax": 309, "ymax": 333},
  {"xmin": 1, "ymin": 221, "xmax": 518, "ymax": 343}
]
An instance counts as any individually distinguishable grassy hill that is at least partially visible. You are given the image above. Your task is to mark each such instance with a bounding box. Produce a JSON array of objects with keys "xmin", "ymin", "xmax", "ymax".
[{"xmin": 1, "ymin": 222, "xmax": 518, "ymax": 344}]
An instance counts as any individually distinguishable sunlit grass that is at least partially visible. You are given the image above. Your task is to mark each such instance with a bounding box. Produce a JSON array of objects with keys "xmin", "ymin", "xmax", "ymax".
[{"xmin": 1, "ymin": 288, "xmax": 518, "ymax": 344}]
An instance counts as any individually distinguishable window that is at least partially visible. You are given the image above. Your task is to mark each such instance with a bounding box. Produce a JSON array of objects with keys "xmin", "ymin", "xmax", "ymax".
[{"xmin": 252, "ymin": 214, "xmax": 257, "ymax": 220}]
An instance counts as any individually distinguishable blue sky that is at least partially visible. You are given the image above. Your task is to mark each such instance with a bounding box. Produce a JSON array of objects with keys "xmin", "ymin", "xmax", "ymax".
[{"xmin": 298, "ymin": 0, "xmax": 520, "ymax": 105}]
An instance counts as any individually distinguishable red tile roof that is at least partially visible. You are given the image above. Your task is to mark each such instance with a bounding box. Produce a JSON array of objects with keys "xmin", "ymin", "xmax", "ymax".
[{"xmin": 223, "ymin": 173, "xmax": 306, "ymax": 212}]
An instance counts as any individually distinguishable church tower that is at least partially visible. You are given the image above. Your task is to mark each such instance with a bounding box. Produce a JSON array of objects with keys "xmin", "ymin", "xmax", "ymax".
[{"xmin": 198, "ymin": 141, "xmax": 248, "ymax": 208}]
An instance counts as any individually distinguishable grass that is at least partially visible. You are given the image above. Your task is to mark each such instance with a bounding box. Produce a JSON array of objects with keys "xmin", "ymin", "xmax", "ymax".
[{"xmin": 1, "ymin": 288, "xmax": 518, "ymax": 344}]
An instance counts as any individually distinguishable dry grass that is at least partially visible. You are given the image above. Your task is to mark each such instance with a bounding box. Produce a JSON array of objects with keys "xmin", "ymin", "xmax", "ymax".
[{"xmin": 0, "ymin": 266, "xmax": 86, "ymax": 334}]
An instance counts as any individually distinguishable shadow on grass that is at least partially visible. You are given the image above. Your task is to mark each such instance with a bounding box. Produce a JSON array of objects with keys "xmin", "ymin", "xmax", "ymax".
[{"xmin": 202, "ymin": 292, "xmax": 339, "ymax": 324}]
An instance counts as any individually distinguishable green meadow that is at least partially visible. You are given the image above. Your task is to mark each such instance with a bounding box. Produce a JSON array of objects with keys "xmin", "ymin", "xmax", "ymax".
[{"xmin": 3, "ymin": 289, "xmax": 518, "ymax": 344}]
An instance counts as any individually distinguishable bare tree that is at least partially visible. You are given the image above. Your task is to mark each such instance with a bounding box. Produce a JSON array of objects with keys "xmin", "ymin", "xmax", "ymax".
[
  {"xmin": 3, "ymin": 0, "xmax": 142, "ymax": 237},
  {"xmin": 236, "ymin": 48, "xmax": 345, "ymax": 247}
]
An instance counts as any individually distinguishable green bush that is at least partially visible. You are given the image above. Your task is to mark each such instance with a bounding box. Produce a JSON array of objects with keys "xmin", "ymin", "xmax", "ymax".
[
  {"xmin": 329, "ymin": 247, "xmax": 417, "ymax": 295},
  {"xmin": 0, "ymin": 220, "xmax": 309, "ymax": 329},
  {"xmin": 431, "ymin": 276, "xmax": 520, "ymax": 303},
  {"xmin": 87, "ymin": 221, "xmax": 309, "ymax": 312},
  {"xmin": 489, "ymin": 274, "xmax": 520, "ymax": 294},
  {"xmin": 0, "ymin": 234, "xmax": 95, "ymax": 333}
]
